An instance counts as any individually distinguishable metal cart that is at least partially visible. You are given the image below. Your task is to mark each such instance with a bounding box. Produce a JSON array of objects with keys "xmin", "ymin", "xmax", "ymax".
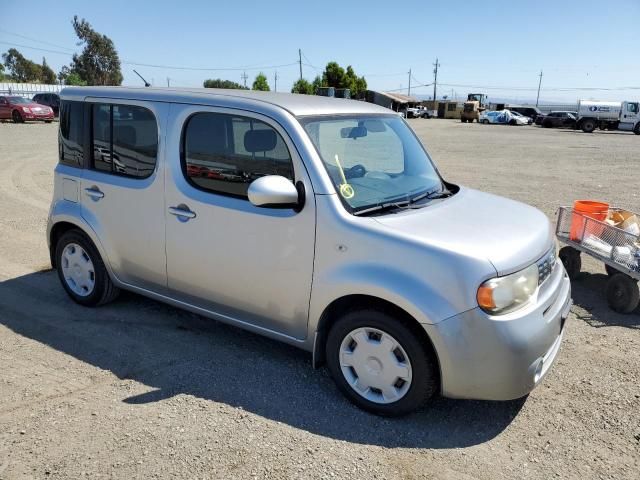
[{"xmin": 556, "ymin": 206, "xmax": 640, "ymax": 314}]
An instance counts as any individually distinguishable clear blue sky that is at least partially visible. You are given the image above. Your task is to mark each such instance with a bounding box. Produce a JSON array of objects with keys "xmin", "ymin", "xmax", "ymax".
[{"xmin": 2, "ymin": 0, "xmax": 639, "ymax": 102}]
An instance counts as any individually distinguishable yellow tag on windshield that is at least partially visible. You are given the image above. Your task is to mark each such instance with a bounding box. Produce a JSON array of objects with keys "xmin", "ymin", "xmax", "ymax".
[{"xmin": 334, "ymin": 155, "xmax": 355, "ymax": 199}]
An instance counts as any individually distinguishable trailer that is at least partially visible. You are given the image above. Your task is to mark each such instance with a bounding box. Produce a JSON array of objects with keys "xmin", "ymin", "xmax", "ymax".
[{"xmin": 574, "ymin": 100, "xmax": 640, "ymax": 134}]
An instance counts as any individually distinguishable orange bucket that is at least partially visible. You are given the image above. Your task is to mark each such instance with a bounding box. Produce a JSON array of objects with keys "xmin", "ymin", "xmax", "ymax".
[{"xmin": 570, "ymin": 200, "xmax": 609, "ymax": 241}]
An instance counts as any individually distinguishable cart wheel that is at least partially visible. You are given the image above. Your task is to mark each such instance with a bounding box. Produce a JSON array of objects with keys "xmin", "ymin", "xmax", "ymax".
[
  {"xmin": 606, "ymin": 273, "xmax": 640, "ymax": 314},
  {"xmin": 559, "ymin": 246, "xmax": 581, "ymax": 280},
  {"xmin": 605, "ymin": 264, "xmax": 618, "ymax": 276}
]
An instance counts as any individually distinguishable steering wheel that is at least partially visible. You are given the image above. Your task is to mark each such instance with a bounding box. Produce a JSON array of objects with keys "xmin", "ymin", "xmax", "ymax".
[{"xmin": 345, "ymin": 164, "xmax": 367, "ymax": 179}]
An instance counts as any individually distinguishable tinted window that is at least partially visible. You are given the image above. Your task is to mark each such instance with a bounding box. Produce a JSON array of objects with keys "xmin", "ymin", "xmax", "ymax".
[
  {"xmin": 183, "ymin": 113, "xmax": 294, "ymax": 198},
  {"xmin": 91, "ymin": 103, "xmax": 158, "ymax": 178},
  {"xmin": 59, "ymin": 100, "xmax": 84, "ymax": 167}
]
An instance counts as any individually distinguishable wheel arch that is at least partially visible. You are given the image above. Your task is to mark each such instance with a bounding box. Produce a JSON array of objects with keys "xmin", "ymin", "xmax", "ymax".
[{"xmin": 312, "ymin": 294, "xmax": 441, "ymax": 387}]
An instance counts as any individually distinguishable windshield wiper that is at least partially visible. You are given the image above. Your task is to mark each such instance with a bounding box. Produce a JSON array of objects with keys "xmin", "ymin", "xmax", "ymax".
[{"xmin": 353, "ymin": 188, "xmax": 452, "ymax": 216}]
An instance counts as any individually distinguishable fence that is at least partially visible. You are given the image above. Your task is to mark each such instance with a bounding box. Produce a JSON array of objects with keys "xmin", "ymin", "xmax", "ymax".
[{"xmin": 0, "ymin": 82, "xmax": 62, "ymax": 98}]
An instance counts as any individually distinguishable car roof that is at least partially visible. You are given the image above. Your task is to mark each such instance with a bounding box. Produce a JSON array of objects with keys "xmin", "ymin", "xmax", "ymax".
[{"xmin": 59, "ymin": 86, "xmax": 391, "ymax": 117}]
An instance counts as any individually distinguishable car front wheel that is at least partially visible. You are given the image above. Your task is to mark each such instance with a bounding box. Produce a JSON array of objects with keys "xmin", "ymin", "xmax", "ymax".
[
  {"xmin": 12, "ymin": 110, "xmax": 23, "ymax": 123},
  {"xmin": 326, "ymin": 309, "xmax": 438, "ymax": 416},
  {"xmin": 55, "ymin": 229, "xmax": 120, "ymax": 306}
]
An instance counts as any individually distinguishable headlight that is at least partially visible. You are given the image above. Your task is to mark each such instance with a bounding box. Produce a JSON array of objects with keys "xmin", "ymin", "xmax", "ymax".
[
  {"xmin": 477, "ymin": 264, "xmax": 539, "ymax": 314},
  {"xmin": 22, "ymin": 107, "xmax": 31, "ymax": 113}
]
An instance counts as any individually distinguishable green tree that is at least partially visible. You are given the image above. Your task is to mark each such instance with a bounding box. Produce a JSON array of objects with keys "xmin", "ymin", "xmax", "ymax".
[
  {"xmin": 41, "ymin": 57, "xmax": 57, "ymax": 84},
  {"xmin": 291, "ymin": 78, "xmax": 314, "ymax": 94},
  {"xmin": 252, "ymin": 72, "xmax": 270, "ymax": 91},
  {"xmin": 0, "ymin": 63, "xmax": 6, "ymax": 81},
  {"xmin": 322, "ymin": 61, "xmax": 346, "ymax": 89},
  {"xmin": 311, "ymin": 75, "xmax": 324, "ymax": 93},
  {"xmin": 319, "ymin": 62, "xmax": 367, "ymax": 97},
  {"xmin": 203, "ymin": 78, "xmax": 248, "ymax": 89},
  {"xmin": 67, "ymin": 16, "xmax": 122, "ymax": 85},
  {"xmin": 2, "ymin": 48, "xmax": 42, "ymax": 82}
]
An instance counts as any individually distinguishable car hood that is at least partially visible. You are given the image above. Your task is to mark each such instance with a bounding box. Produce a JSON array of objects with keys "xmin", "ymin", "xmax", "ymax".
[
  {"xmin": 373, "ymin": 187, "xmax": 553, "ymax": 275},
  {"xmin": 28, "ymin": 102, "xmax": 49, "ymax": 109}
]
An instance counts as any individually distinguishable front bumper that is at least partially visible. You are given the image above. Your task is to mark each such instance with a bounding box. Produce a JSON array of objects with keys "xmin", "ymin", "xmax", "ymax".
[
  {"xmin": 22, "ymin": 112, "xmax": 54, "ymax": 121},
  {"xmin": 424, "ymin": 261, "xmax": 572, "ymax": 401}
]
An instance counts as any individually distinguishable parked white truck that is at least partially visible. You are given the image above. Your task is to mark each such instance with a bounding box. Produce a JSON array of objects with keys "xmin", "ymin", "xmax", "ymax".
[{"xmin": 576, "ymin": 100, "xmax": 640, "ymax": 134}]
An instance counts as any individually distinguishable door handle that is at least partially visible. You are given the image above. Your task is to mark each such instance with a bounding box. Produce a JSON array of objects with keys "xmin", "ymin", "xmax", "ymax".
[
  {"xmin": 84, "ymin": 187, "xmax": 104, "ymax": 200},
  {"xmin": 168, "ymin": 205, "xmax": 196, "ymax": 220}
]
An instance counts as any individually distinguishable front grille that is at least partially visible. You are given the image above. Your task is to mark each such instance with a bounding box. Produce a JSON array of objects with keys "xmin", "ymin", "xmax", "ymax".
[{"xmin": 537, "ymin": 248, "xmax": 556, "ymax": 285}]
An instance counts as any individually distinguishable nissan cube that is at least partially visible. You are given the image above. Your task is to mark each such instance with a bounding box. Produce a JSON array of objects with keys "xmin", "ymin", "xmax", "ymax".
[{"xmin": 48, "ymin": 87, "xmax": 572, "ymax": 416}]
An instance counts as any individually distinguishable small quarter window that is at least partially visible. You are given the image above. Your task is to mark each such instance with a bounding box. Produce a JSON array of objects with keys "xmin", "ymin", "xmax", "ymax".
[
  {"xmin": 58, "ymin": 100, "xmax": 84, "ymax": 167},
  {"xmin": 182, "ymin": 112, "xmax": 294, "ymax": 198},
  {"xmin": 91, "ymin": 103, "xmax": 158, "ymax": 178}
]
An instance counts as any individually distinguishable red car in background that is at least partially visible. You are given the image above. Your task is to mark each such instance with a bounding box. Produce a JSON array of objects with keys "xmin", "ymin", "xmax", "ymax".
[{"xmin": 0, "ymin": 95, "xmax": 55, "ymax": 123}]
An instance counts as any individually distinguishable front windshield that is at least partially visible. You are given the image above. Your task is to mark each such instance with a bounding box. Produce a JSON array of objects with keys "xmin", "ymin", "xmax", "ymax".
[
  {"xmin": 9, "ymin": 97, "xmax": 30, "ymax": 104},
  {"xmin": 300, "ymin": 114, "xmax": 443, "ymax": 213}
]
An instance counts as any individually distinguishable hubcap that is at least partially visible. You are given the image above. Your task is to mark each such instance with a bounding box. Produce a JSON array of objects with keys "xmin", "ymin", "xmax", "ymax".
[
  {"xmin": 61, "ymin": 243, "xmax": 95, "ymax": 297},
  {"xmin": 339, "ymin": 327, "xmax": 412, "ymax": 404}
]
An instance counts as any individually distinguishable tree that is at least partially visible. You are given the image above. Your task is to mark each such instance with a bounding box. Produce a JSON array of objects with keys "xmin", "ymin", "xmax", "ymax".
[
  {"xmin": 322, "ymin": 62, "xmax": 346, "ymax": 89},
  {"xmin": 67, "ymin": 16, "xmax": 122, "ymax": 85},
  {"xmin": 311, "ymin": 75, "xmax": 324, "ymax": 93},
  {"xmin": 2, "ymin": 48, "xmax": 42, "ymax": 82},
  {"xmin": 41, "ymin": 58, "xmax": 57, "ymax": 84},
  {"xmin": 252, "ymin": 72, "xmax": 270, "ymax": 91},
  {"xmin": 0, "ymin": 63, "xmax": 6, "ymax": 81},
  {"xmin": 320, "ymin": 61, "xmax": 367, "ymax": 97},
  {"xmin": 291, "ymin": 78, "xmax": 314, "ymax": 94},
  {"xmin": 203, "ymin": 78, "xmax": 248, "ymax": 90}
]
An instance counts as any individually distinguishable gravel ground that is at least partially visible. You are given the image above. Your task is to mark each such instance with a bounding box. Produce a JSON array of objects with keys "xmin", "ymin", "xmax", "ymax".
[{"xmin": 0, "ymin": 119, "xmax": 638, "ymax": 480}]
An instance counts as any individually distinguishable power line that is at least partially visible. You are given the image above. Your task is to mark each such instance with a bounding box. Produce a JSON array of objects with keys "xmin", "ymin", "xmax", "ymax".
[
  {"xmin": 0, "ymin": 40, "xmax": 298, "ymax": 72},
  {"xmin": 0, "ymin": 29, "xmax": 75, "ymax": 52}
]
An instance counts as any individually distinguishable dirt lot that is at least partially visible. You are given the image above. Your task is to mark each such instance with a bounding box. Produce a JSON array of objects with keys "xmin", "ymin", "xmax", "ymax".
[{"xmin": 0, "ymin": 119, "xmax": 638, "ymax": 480}]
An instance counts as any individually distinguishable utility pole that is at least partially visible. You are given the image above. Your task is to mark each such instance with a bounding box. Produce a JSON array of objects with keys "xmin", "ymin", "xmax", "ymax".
[
  {"xmin": 166, "ymin": 77, "xmax": 170, "ymax": 87},
  {"xmin": 432, "ymin": 57, "xmax": 440, "ymax": 102},
  {"xmin": 408, "ymin": 68, "xmax": 412, "ymax": 96},
  {"xmin": 298, "ymin": 49, "xmax": 303, "ymax": 81},
  {"xmin": 274, "ymin": 71, "xmax": 278, "ymax": 92},
  {"xmin": 536, "ymin": 70, "xmax": 543, "ymax": 107},
  {"xmin": 241, "ymin": 71, "xmax": 248, "ymax": 88}
]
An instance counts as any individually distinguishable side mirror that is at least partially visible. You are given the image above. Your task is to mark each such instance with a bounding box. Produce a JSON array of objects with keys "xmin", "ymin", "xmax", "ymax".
[{"xmin": 248, "ymin": 175, "xmax": 301, "ymax": 209}]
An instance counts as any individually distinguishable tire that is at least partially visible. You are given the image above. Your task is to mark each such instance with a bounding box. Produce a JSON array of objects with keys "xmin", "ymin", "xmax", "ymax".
[
  {"xmin": 55, "ymin": 229, "xmax": 120, "ymax": 307},
  {"xmin": 45, "ymin": 120, "xmax": 53, "ymax": 124},
  {"xmin": 581, "ymin": 119, "xmax": 596, "ymax": 133},
  {"xmin": 634, "ymin": 123, "xmax": 640, "ymax": 135},
  {"xmin": 11, "ymin": 110, "xmax": 23, "ymax": 123},
  {"xmin": 606, "ymin": 273, "xmax": 640, "ymax": 314},
  {"xmin": 325, "ymin": 308, "xmax": 438, "ymax": 416},
  {"xmin": 559, "ymin": 246, "xmax": 581, "ymax": 280},
  {"xmin": 482, "ymin": 119, "xmax": 489, "ymax": 124},
  {"xmin": 509, "ymin": 119, "xmax": 517, "ymax": 126}
]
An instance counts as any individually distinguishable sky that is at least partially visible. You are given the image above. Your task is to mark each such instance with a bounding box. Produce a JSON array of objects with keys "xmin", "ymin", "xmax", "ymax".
[{"xmin": 1, "ymin": 0, "xmax": 639, "ymax": 103}]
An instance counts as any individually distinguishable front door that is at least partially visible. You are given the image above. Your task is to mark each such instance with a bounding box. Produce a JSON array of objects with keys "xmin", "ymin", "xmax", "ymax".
[
  {"xmin": 620, "ymin": 102, "xmax": 639, "ymax": 130},
  {"xmin": 80, "ymin": 99, "xmax": 168, "ymax": 291},
  {"xmin": 164, "ymin": 104, "xmax": 316, "ymax": 339}
]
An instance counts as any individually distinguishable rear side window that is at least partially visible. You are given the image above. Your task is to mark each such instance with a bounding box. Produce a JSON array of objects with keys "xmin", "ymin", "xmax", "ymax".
[
  {"xmin": 182, "ymin": 112, "xmax": 294, "ymax": 198},
  {"xmin": 91, "ymin": 103, "xmax": 158, "ymax": 178},
  {"xmin": 59, "ymin": 100, "xmax": 84, "ymax": 167}
]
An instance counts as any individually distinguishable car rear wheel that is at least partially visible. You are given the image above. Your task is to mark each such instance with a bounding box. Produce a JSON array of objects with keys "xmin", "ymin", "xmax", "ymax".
[
  {"xmin": 482, "ymin": 119, "xmax": 489, "ymax": 124},
  {"xmin": 55, "ymin": 229, "xmax": 120, "ymax": 307},
  {"xmin": 634, "ymin": 123, "xmax": 640, "ymax": 135},
  {"xmin": 326, "ymin": 308, "xmax": 438, "ymax": 416},
  {"xmin": 11, "ymin": 110, "xmax": 23, "ymax": 123}
]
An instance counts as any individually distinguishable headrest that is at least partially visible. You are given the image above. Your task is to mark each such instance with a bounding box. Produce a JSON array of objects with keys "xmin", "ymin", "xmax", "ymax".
[{"xmin": 244, "ymin": 129, "xmax": 277, "ymax": 153}]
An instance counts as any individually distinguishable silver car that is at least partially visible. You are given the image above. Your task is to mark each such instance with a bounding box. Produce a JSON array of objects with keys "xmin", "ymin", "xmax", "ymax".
[{"xmin": 48, "ymin": 87, "xmax": 572, "ymax": 416}]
